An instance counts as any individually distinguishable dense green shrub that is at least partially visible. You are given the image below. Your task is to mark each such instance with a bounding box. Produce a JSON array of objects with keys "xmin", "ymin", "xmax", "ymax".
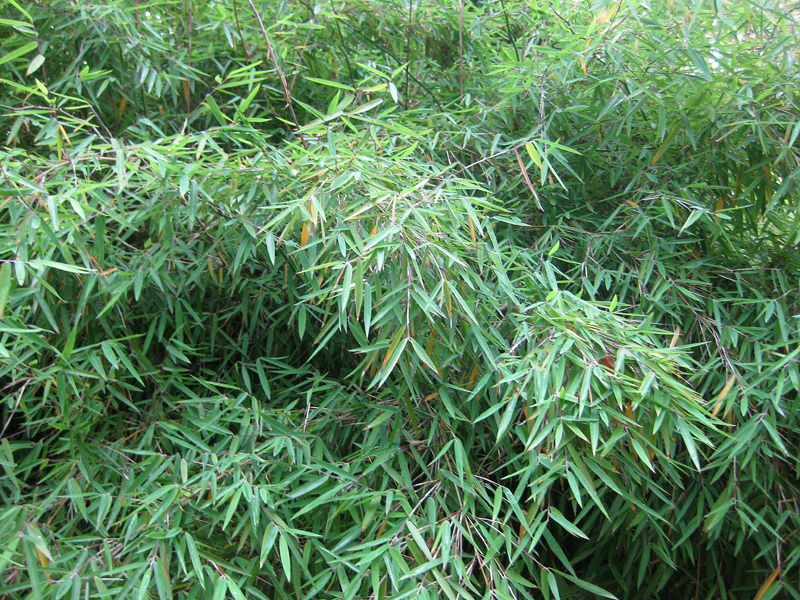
[{"xmin": 1, "ymin": 0, "xmax": 798, "ymax": 599}]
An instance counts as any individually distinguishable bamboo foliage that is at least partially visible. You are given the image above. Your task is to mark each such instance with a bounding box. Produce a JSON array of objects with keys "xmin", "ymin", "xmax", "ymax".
[{"xmin": 1, "ymin": 0, "xmax": 799, "ymax": 599}]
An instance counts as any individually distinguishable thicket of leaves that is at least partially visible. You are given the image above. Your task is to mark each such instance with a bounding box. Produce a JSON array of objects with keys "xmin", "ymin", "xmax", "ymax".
[{"xmin": 1, "ymin": 0, "xmax": 799, "ymax": 598}]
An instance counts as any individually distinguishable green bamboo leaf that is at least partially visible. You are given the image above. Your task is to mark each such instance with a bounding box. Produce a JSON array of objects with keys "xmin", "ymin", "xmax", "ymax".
[
  {"xmin": 686, "ymin": 48, "xmax": 712, "ymax": 81},
  {"xmin": 22, "ymin": 537, "xmax": 44, "ymax": 600},
  {"xmin": 212, "ymin": 575, "xmax": 227, "ymax": 600},
  {"xmin": 238, "ymin": 84, "xmax": 261, "ymax": 116},
  {"xmin": 153, "ymin": 558, "xmax": 173, "ymax": 600},
  {"xmin": 340, "ymin": 262, "xmax": 353, "ymax": 317},
  {"xmin": 226, "ymin": 577, "xmax": 248, "ymax": 600},
  {"xmin": 406, "ymin": 521, "xmax": 434, "ymax": 561},
  {"xmin": 370, "ymin": 326, "xmax": 407, "ymax": 389},
  {"xmin": 0, "ymin": 17, "xmax": 34, "ymax": 31},
  {"xmin": 408, "ymin": 338, "xmax": 437, "ymax": 371},
  {"xmin": 24, "ymin": 524, "xmax": 53, "ymax": 563},
  {"xmin": 0, "ymin": 40, "xmax": 37, "ymax": 65},
  {"xmin": 293, "ymin": 481, "xmax": 350, "ymax": 519},
  {"xmin": 651, "ymin": 124, "xmax": 680, "ymax": 164},
  {"xmin": 364, "ymin": 409, "xmax": 395, "ymax": 430},
  {"xmin": 496, "ymin": 397, "xmax": 518, "ymax": 442},
  {"xmin": 556, "ymin": 571, "xmax": 618, "ymax": 599},
  {"xmin": 260, "ymin": 523, "xmax": 279, "ymax": 566},
  {"xmin": 704, "ymin": 484, "xmax": 733, "ymax": 532},
  {"xmin": 222, "ymin": 486, "xmax": 243, "ymax": 529},
  {"xmin": 184, "ymin": 533, "xmax": 205, "ymax": 587},
  {"xmin": 548, "ymin": 507, "xmax": 589, "ymax": 539},
  {"xmin": 137, "ymin": 566, "xmax": 153, "ymax": 600},
  {"xmin": 304, "ymin": 76, "xmax": 355, "ymax": 91},
  {"xmin": 279, "ymin": 534, "xmax": 292, "ymax": 582},
  {"xmin": 0, "ymin": 263, "xmax": 12, "ymax": 319},
  {"xmin": 67, "ymin": 477, "xmax": 91, "ymax": 523},
  {"xmin": 297, "ymin": 305, "xmax": 307, "ymax": 340},
  {"xmin": 547, "ymin": 570, "xmax": 560, "ymax": 600},
  {"xmin": 525, "ymin": 141, "xmax": 543, "ymax": 168},
  {"xmin": 205, "ymin": 95, "xmax": 227, "ymax": 126},
  {"xmin": 286, "ymin": 474, "xmax": 328, "ymax": 499},
  {"xmin": 30, "ymin": 259, "xmax": 91, "ymax": 274},
  {"xmin": 631, "ymin": 438, "xmax": 655, "ymax": 472},
  {"xmin": 676, "ymin": 420, "xmax": 702, "ymax": 471},
  {"xmin": 149, "ymin": 486, "xmax": 180, "ymax": 525},
  {"xmin": 347, "ymin": 98, "xmax": 383, "ymax": 116},
  {"xmin": 26, "ymin": 53, "xmax": 45, "ymax": 76}
]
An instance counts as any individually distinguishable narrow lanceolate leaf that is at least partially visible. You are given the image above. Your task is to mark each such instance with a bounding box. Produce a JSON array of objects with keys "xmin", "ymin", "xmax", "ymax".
[
  {"xmin": 24, "ymin": 524, "xmax": 53, "ymax": 564},
  {"xmin": 22, "ymin": 537, "xmax": 43, "ymax": 600},
  {"xmin": 406, "ymin": 521, "xmax": 434, "ymax": 561},
  {"xmin": 185, "ymin": 534, "xmax": 205, "ymax": 587},
  {"xmin": 525, "ymin": 142, "xmax": 543, "ymax": 168},
  {"xmin": 686, "ymin": 48, "xmax": 712, "ymax": 81},
  {"xmin": 676, "ymin": 421, "xmax": 703, "ymax": 471},
  {"xmin": 557, "ymin": 571, "xmax": 618, "ymax": 599},
  {"xmin": 279, "ymin": 534, "xmax": 292, "ymax": 582},
  {"xmin": 225, "ymin": 577, "xmax": 248, "ymax": 600},
  {"xmin": 0, "ymin": 262, "xmax": 12, "ymax": 319},
  {"xmin": 137, "ymin": 565, "xmax": 153, "ymax": 600},
  {"xmin": 153, "ymin": 557, "xmax": 173, "ymax": 600},
  {"xmin": 0, "ymin": 41, "xmax": 37, "ymax": 65},
  {"xmin": 651, "ymin": 124, "xmax": 680, "ymax": 164},
  {"xmin": 206, "ymin": 95, "xmax": 227, "ymax": 126},
  {"xmin": 26, "ymin": 53, "xmax": 45, "ymax": 76},
  {"xmin": 371, "ymin": 326, "xmax": 407, "ymax": 388},
  {"xmin": 340, "ymin": 262, "xmax": 353, "ymax": 316},
  {"xmin": 354, "ymin": 259, "xmax": 364, "ymax": 317},
  {"xmin": 753, "ymin": 568, "xmax": 781, "ymax": 600},
  {"xmin": 712, "ymin": 374, "xmax": 736, "ymax": 416},
  {"xmin": 548, "ymin": 507, "xmax": 589, "ymax": 540}
]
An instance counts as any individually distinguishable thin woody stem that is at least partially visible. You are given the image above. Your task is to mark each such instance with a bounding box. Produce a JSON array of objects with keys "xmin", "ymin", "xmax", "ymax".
[{"xmin": 246, "ymin": 0, "xmax": 307, "ymax": 148}]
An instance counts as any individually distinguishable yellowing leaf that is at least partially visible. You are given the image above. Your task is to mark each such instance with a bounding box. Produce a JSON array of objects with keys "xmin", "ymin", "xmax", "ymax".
[
  {"xmin": 753, "ymin": 568, "xmax": 781, "ymax": 600},
  {"xmin": 183, "ymin": 77, "xmax": 191, "ymax": 108},
  {"xmin": 58, "ymin": 123, "xmax": 72, "ymax": 146},
  {"xmin": 466, "ymin": 365, "xmax": 478, "ymax": 390},
  {"xmin": 308, "ymin": 199, "xmax": 318, "ymax": 225},
  {"xmin": 524, "ymin": 142, "xmax": 542, "ymax": 169},
  {"xmin": 35, "ymin": 546, "xmax": 50, "ymax": 570},
  {"xmin": 715, "ymin": 196, "xmax": 724, "ymax": 222},
  {"xmin": 670, "ymin": 326, "xmax": 681, "ymax": 348},
  {"xmin": 597, "ymin": 4, "xmax": 619, "ymax": 25},
  {"xmin": 300, "ymin": 222, "xmax": 310, "ymax": 247},
  {"xmin": 381, "ymin": 326, "xmax": 407, "ymax": 371},
  {"xmin": 651, "ymin": 124, "xmax": 680, "ymax": 165},
  {"xmin": 712, "ymin": 374, "xmax": 736, "ymax": 417}
]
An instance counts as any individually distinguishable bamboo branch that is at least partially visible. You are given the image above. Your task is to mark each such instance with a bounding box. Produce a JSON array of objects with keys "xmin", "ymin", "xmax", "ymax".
[{"xmin": 246, "ymin": 0, "xmax": 306, "ymax": 147}]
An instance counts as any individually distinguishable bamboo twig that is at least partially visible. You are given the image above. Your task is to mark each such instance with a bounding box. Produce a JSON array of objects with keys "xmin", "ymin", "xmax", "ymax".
[{"xmin": 246, "ymin": 0, "xmax": 306, "ymax": 148}]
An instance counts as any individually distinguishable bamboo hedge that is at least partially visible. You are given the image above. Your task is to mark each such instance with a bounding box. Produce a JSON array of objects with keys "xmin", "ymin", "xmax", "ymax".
[{"xmin": 1, "ymin": 0, "xmax": 799, "ymax": 598}]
